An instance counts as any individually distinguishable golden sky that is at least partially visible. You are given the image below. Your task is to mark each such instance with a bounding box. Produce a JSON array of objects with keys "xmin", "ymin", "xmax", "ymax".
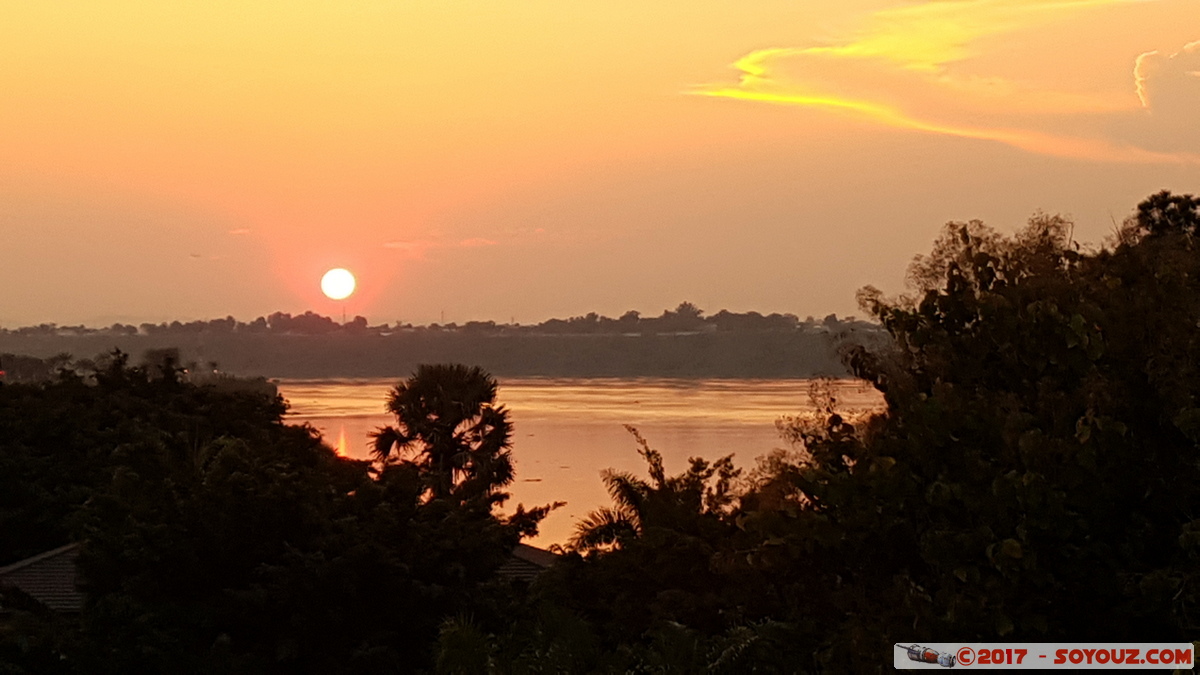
[{"xmin": 1, "ymin": 0, "xmax": 1197, "ymax": 325}]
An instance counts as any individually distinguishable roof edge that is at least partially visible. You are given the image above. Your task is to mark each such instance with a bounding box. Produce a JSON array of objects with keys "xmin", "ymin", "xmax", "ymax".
[
  {"xmin": 0, "ymin": 543, "xmax": 80, "ymax": 577},
  {"xmin": 511, "ymin": 543, "xmax": 560, "ymax": 568}
]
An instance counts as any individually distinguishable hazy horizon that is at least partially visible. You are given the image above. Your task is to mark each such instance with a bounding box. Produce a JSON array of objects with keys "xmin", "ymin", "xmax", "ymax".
[
  {"xmin": 0, "ymin": 304, "xmax": 857, "ymax": 331},
  {"xmin": 3, "ymin": 1, "xmax": 1197, "ymax": 327}
]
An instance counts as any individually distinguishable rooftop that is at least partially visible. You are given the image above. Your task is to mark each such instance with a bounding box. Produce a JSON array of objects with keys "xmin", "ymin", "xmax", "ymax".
[{"xmin": 0, "ymin": 543, "xmax": 84, "ymax": 613}]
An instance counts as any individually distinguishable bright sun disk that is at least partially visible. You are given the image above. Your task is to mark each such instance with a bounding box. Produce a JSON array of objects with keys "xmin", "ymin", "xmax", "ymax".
[{"xmin": 321, "ymin": 268, "xmax": 356, "ymax": 300}]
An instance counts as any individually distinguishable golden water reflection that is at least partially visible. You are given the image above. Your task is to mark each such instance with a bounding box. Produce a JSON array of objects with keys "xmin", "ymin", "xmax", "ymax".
[{"xmin": 279, "ymin": 378, "xmax": 884, "ymax": 547}]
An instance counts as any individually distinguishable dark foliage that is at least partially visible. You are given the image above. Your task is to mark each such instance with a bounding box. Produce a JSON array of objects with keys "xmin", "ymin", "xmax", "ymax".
[
  {"xmin": 0, "ymin": 357, "xmax": 543, "ymax": 674},
  {"xmin": 480, "ymin": 192, "xmax": 1200, "ymax": 672}
]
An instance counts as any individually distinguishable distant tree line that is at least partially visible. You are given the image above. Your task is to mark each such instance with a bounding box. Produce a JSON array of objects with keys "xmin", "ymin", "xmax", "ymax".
[
  {"xmin": 1, "ymin": 306, "xmax": 876, "ymax": 338},
  {"xmin": 0, "ymin": 304, "xmax": 878, "ymax": 380},
  {"xmin": 0, "ymin": 310, "xmax": 870, "ymax": 380},
  {"xmin": 1, "ymin": 330, "xmax": 855, "ymax": 381}
]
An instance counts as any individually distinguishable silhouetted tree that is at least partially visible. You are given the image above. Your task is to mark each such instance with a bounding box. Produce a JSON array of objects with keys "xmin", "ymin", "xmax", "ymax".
[
  {"xmin": 570, "ymin": 426, "xmax": 737, "ymax": 552},
  {"xmin": 1134, "ymin": 189, "xmax": 1200, "ymax": 237},
  {"xmin": 0, "ymin": 353, "xmax": 550, "ymax": 673},
  {"xmin": 532, "ymin": 192, "xmax": 1200, "ymax": 671},
  {"xmin": 371, "ymin": 364, "xmax": 515, "ymax": 503}
]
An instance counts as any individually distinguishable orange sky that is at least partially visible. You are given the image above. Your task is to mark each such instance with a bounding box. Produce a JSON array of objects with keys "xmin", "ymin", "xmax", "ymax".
[{"xmin": 1, "ymin": 0, "xmax": 1197, "ymax": 326}]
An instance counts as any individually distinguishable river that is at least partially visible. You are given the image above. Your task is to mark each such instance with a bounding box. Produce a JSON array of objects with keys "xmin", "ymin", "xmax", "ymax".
[{"xmin": 277, "ymin": 377, "xmax": 884, "ymax": 547}]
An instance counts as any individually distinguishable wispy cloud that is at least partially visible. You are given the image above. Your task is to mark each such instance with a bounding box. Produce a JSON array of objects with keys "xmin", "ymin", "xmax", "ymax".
[
  {"xmin": 695, "ymin": 0, "xmax": 1200, "ymax": 164},
  {"xmin": 383, "ymin": 235, "xmax": 501, "ymax": 259},
  {"xmin": 228, "ymin": 228, "xmax": 251, "ymax": 235},
  {"xmin": 794, "ymin": 0, "xmax": 1129, "ymax": 72},
  {"xmin": 458, "ymin": 237, "xmax": 498, "ymax": 247},
  {"xmin": 1135, "ymin": 50, "xmax": 1161, "ymax": 107}
]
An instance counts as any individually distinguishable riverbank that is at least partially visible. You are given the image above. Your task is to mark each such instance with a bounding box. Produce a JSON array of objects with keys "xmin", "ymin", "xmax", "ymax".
[{"xmin": 0, "ymin": 329, "xmax": 867, "ymax": 379}]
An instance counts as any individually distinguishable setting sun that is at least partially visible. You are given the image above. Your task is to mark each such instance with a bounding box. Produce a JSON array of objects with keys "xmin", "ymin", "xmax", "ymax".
[{"xmin": 320, "ymin": 268, "xmax": 356, "ymax": 300}]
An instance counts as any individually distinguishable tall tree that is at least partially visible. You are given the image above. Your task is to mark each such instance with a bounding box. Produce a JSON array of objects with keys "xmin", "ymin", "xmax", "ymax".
[
  {"xmin": 371, "ymin": 364, "xmax": 515, "ymax": 503},
  {"xmin": 817, "ymin": 192, "xmax": 1200, "ymax": 647}
]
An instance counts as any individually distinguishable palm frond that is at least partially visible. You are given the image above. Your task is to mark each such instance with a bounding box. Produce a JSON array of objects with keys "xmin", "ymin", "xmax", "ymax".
[
  {"xmin": 600, "ymin": 469, "xmax": 650, "ymax": 515},
  {"xmin": 568, "ymin": 506, "xmax": 638, "ymax": 552},
  {"xmin": 369, "ymin": 425, "xmax": 406, "ymax": 462}
]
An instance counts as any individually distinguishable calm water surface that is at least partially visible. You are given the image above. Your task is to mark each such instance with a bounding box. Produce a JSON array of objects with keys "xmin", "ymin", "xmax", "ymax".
[{"xmin": 278, "ymin": 377, "xmax": 883, "ymax": 547}]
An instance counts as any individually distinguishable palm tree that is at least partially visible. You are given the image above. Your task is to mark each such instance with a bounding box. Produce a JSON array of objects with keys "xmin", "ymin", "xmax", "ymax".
[
  {"xmin": 569, "ymin": 425, "xmax": 739, "ymax": 551},
  {"xmin": 568, "ymin": 468, "xmax": 649, "ymax": 551},
  {"xmin": 370, "ymin": 364, "xmax": 514, "ymax": 502}
]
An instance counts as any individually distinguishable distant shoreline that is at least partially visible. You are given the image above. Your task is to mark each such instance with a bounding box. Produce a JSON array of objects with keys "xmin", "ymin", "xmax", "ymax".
[{"xmin": 0, "ymin": 329, "xmax": 873, "ymax": 380}]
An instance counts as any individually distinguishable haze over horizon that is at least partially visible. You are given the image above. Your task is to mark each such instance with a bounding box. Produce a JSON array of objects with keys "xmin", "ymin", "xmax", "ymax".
[{"xmin": 3, "ymin": 1, "xmax": 1197, "ymax": 328}]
